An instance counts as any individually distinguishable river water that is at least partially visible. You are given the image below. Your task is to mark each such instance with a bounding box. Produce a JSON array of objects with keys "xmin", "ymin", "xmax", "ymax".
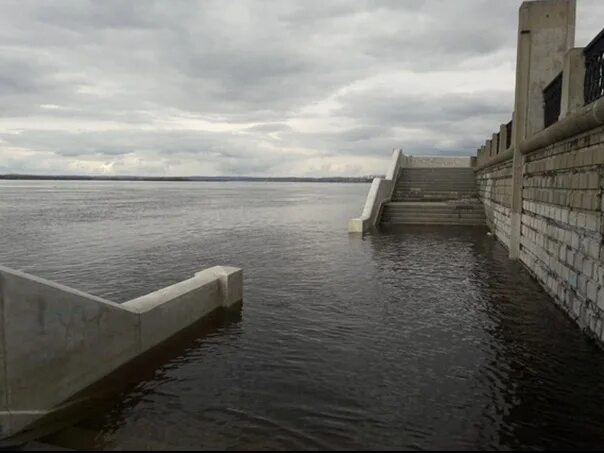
[{"xmin": 1, "ymin": 180, "xmax": 604, "ymax": 450}]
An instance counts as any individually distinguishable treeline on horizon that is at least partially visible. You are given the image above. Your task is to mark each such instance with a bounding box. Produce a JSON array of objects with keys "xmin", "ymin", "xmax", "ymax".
[{"xmin": 0, "ymin": 174, "xmax": 377, "ymax": 183}]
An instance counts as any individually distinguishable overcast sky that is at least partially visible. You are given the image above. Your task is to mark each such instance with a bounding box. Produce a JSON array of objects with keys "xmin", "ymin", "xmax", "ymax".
[{"xmin": 0, "ymin": 0, "xmax": 602, "ymax": 177}]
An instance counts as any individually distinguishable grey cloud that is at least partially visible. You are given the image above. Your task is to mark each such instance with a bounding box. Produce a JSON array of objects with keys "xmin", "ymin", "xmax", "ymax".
[
  {"xmin": 245, "ymin": 123, "xmax": 293, "ymax": 133},
  {"xmin": 0, "ymin": 0, "xmax": 603, "ymax": 176},
  {"xmin": 335, "ymin": 88, "xmax": 513, "ymax": 127}
]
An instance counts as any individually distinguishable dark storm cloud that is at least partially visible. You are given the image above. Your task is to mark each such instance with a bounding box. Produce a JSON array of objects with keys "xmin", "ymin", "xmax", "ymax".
[{"xmin": 0, "ymin": 0, "xmax": 603, "ymax": 176}]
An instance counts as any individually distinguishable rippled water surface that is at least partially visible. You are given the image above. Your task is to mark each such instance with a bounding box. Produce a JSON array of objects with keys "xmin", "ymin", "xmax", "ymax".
[{"xmin": 2, "ymin": 180, "xmax": 604, "ymax": 450}]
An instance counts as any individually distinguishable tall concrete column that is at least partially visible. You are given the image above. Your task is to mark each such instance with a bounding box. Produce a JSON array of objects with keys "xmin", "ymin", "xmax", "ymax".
[
  {"xmin": 491, "ymin": 133, "xmax": 499, "ymax": 155},
  {"xmin": 498, "ymin": 125, "xmax": 507, "ymax": 154},
  {"xmin": 560, "ymin": 47, "xmax": 586, "ymax": 117},
  {"xmin": 509, "ymin": 0, "xmax": 576, "ymax": 259}
]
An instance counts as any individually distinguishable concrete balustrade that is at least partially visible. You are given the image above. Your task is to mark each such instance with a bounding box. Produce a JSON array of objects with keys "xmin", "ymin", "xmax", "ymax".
[
  {"xmin": 0, "ymin": 264, "xmax": 242, "ymax": 441},
  {"xmin": 348, "ymin": 149, "xmax": 403, "ymax": 233}
]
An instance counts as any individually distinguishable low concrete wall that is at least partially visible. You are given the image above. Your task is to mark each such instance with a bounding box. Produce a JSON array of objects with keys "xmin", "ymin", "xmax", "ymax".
[
  {"xmin": 349, "ymin": 149, "xmax": 402, "ymax": 233},
  {"xmin": 0, "ymin": 264, "xmax": 242, "ymax": 440},
  {"xmin": 403, "ymin": 156, "xmax": 473, "ymax": 168}
]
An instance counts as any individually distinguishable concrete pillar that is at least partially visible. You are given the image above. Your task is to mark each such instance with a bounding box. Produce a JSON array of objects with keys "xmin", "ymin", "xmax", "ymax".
[
  {"xmin": 522, "ymin": 0, "xmax": 576, "ymax": 138},
  {"xmin": 499, "ymin": 124, "xmax": 507, "ymax": 153},
  {"xmin": 486, "ymin": 139, "xmax": 493, "ymax": 158},
  {"xmin": 492, "ymin": 133, "xmax": 499, "ymax": 155},
  {"xmin": 560, "ymin": 47, "xmax": 586, "ymax": 117},
  {"xmin": 509, "ymin": 0, "xmax": 576, "ymax": 260}
]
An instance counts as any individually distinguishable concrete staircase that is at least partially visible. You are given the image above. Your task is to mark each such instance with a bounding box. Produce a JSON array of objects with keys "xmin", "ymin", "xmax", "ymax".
[{"xmin": 380, "ymin": 167, "xmax": 485, "ymax": 226}]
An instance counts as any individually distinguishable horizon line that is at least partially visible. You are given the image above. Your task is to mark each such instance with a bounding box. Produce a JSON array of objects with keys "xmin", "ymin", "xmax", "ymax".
[{"xmin": 0, "ymin": 173, "xmax": 378, "ymax": 182}]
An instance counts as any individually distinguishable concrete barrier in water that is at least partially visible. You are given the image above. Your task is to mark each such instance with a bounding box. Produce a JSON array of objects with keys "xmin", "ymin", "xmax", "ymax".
[
  {"xmin": 0, "ymin": 264, "xmax": 242, "ymax": 441},
  {"xmin": 348, "ymin": 149, "xmax": 403, "ymax": 233}
]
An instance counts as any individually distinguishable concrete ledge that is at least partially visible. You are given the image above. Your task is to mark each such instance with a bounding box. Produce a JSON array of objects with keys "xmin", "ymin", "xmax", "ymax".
[
  {"xmin": 403, "ymin": 156, "xmax": 473, "ymax": 168},
  {"xmin": 0, "ymin": 264, "xmax": 243, "ymax": 440},
  {"xmin": 520, "ymin": 96, "xmax": 604, "ymax": 156},
  {"xmin": 474, "ymin": 148, "xmax": 514, "ymax": 172}
]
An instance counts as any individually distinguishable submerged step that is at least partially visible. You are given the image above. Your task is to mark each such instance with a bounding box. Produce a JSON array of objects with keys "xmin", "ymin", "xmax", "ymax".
[
  {"xmin": 380, "ymin": 197, "xmax": 486, "ymax": 225},
  {"xmin": 381, "ymin": 219, "xmax": 486, "ymax": 225}
]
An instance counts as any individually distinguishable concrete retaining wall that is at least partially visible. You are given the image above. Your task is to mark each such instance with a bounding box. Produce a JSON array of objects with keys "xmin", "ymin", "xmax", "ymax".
[
  {"xmin": 476, "ymin": 159, "xmax": 513, "ymax": 248},
  {"xmin": 476, "ymin": 121, "xmax": 604, "ymax": 346},
  {"xmin": 519, "ymin": 124, "xmax": 604, "ymax": 344},
  {"xmin": 0, "ymin": 264, "xmax": 242, "ymax": 440}
]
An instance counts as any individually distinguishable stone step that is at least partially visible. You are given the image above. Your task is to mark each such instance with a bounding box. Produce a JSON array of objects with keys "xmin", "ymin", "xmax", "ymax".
[
  {"xmin": 382, "ymin": 215, "xmax": 486, "ymax": 221},
  {"xmin": 396, "ymin": 182, "xmax": 477, "ymax": 187},
  {"xmin": 382, "ymin": 213, "xmax": 486, "ymax": 220},
  {"xmin": 399, "ymin": 172, "xmax": 475, "ymax": 176},
  {"xmin": 398, "ymin": 175, "xmax": 475, "ymax": 181},
  {"xmin": 393, "ymin": 194, "xmax": 478, "ymax": 199},
  {"xmin": 382, "ymin": 213, "xmax": 486, "ymax": 219},
  {"xmin": 381, "ymin": 218, "xmax": 486, "ymax": 225},
  {"xmin": 393, "ymin": 198, "xmax": 477, "ymax": 202},
  {"xmin": 396, "ymin": 184, "xmax": 477, "ymax": 189},
  {"xmin": 383, "ymin": 208, "xmax": 485, "ymax": 215},
  {"xmin": 381, "ymin": 209, "xmax": 486, "ymax": 216},
  {"xmin": 383, "ymin": 205, "xmax": 485, "ymax": 212},
  {"xmin": 393, "ymin": 190, "xmax": 478, "ymax": 196},
  {"xmin": 381, "ymin": 217, "xmax": 486, "ymax": 225},
  {"xmin": 384, "ymin": 201, "xmax": 484, "ymax": 207}
]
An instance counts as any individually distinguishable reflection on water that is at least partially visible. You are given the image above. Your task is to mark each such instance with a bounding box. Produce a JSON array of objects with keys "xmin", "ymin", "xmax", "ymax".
[{"xmin": 2, "ymin": 181, "xmax": 604, "ymax": 450}]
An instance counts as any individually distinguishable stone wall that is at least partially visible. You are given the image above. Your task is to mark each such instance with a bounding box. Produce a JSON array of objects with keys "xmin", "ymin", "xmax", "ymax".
[
  {"xmin": 476, "ymin": 159, "xmax": 513, "ymax": 248},
  {"xmin": 477, "ymin": 124, "xmax": 604, "ymax": 345},
  {"xmin": 519, "ymin": 124, "xmax": 604, "ymax": 344}
]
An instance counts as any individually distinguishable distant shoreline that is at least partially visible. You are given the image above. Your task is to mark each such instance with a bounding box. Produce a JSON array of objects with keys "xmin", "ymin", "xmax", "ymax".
[{"xmin": 0, "ymin": 174, "xmax": 375, "ymax": 183}]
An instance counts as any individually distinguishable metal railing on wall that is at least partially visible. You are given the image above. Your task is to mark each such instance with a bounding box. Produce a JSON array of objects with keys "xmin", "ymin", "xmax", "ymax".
[
  {"xmin": 543, "ymin": 72, "xmax": 562, "ymax": 128},
  {"xmin": 584, "ymin": 28, "xmax": 604, "ymax": 105}
]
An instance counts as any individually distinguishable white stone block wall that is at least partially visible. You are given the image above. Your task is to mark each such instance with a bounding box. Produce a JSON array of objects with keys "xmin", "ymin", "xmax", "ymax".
[
  {"xmin": 519, "ymin": 124, "xmax": 604, "ymax": 344},
  {"xmin": 476, "ymin": 160, "xmax": 513, "ymax": 249}
]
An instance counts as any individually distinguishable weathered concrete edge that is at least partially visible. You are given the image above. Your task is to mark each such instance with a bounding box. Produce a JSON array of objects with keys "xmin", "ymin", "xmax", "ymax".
[
  {"xmin": 519, "ymin": 96, "xmax": 604, "ymax": 156},
  {"xmin": 0, "ymin": 264, "xmax": 242, "ymax": 440},
  {"xmin": 474, "ymin": 148, "xmax": 514, "ymax": 172},
  {"xmin": 473, "ymin": 97, "xmax": 604, "ymax": 174},
  {"xmin": 348, "ymin": 149, "xmax": 402, "ymax": 233},
  {"xmin": 403, "ymin": 155, "xmax": 474, "ymax": 168}
]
